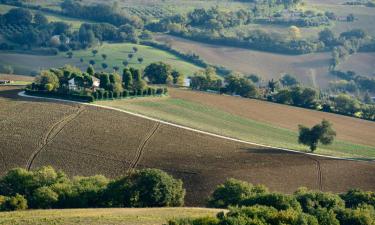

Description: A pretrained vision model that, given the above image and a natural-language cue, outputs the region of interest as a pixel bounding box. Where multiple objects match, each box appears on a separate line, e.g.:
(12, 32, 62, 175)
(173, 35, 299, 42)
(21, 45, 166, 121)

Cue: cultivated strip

(25, 106, 85, 170)
(18, 92, 374, 162)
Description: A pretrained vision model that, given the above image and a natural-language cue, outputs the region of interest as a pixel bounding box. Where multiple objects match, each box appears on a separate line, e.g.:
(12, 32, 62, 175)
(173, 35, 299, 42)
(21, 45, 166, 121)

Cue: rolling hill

(1, 86, 374, 206)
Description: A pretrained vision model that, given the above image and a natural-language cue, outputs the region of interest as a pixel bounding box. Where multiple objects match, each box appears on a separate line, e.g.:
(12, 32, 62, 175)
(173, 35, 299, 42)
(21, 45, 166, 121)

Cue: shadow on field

(241, 147, 302, 155)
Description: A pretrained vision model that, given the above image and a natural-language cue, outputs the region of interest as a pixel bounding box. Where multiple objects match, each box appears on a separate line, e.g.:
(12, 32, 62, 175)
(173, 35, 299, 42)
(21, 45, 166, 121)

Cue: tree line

(189, 69, 375, 121)
(2, 166, 374, 225)
(0, 166, 184, 211)
(169, 178, 375, 225)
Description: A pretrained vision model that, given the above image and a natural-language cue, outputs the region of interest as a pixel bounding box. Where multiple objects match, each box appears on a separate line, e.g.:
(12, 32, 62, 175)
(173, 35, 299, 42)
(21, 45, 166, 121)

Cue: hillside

(0, 208, 223, 225)
(155, 34, 375, 88)
(98, 88, 375, 159)
(1, 86, 375, 206)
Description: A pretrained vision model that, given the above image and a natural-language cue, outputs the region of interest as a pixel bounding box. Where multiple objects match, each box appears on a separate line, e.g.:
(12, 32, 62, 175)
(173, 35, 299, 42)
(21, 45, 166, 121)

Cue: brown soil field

(1, 86, 375, 206)
(0, 74, 34, 81)
(155, 34, 375, 88)
(169, 88, 375, 147)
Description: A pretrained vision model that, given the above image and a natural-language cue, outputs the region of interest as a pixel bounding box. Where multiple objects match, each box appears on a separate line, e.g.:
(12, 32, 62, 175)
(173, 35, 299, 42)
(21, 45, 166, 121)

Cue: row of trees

(189, 69, 375, 121)
(0, 166, 185, 211)
(170, 178, 375, 225)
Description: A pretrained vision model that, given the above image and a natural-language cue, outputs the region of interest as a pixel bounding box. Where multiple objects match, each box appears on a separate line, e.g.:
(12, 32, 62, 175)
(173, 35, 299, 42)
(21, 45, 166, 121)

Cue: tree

(207, 178, 267, 208)
(4, 8, 32, 25)
(99, 73, 110, 90)
(128, 53, 134, 60)
(247, 74, 260, 83)
(89, 60, 96, 65)
(172, 70, 184, 86)
(31, 187, 58, 209)
(36, 71, 60, 91)
(80, 58, 84, 63)
(101, 54, 107, 60)
(137, 57, 144, 64)
(133, 46, 138, 53)
(86, 65, 95, 76)
(319, 28, 336, 47)
(289, 26, 301, 40)
(268, 79, 279, 92)
(333, 94, 360, 115)
(34, 12, 48, 27)
(66, 52, 73, 58)
(144, 62, 173, 84)
(92, 49, 98, 57)
(113, 66, 119, 72)
(122, 68, 133, 89)
(298, 120, 336, 152)
(101, 63, 108, 70)
(122, 60, 129, 67)
(280, 74, 299, 87)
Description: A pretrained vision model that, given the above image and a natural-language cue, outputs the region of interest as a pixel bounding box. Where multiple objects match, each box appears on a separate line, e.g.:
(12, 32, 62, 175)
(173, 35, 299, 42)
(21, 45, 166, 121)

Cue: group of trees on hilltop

(0, 166, 185, 211)
(28, 63, 174, 102)
(169, 178, 375, 225)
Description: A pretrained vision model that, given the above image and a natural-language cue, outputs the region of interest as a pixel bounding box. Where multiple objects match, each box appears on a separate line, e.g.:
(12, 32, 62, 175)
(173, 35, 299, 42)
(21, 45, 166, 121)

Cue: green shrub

(156, 88, 164, 95)
(0, 194, 28, 211)
(207, 178, 268, 208)
(31, 186, 58, 209)
(123, 90, 129, 97)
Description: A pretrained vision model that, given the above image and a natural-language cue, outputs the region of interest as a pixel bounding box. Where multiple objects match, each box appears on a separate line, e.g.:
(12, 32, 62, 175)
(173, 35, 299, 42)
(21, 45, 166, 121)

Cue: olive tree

(298, 119, 336, 152)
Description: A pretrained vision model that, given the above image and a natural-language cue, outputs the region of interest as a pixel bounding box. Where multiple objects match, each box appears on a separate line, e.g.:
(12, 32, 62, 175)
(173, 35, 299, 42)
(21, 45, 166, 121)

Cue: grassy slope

(0, 208, 223, 225)
(97, 95, 375, 159)
(0, 42, 202, 76)
(72, 43, 202, 76)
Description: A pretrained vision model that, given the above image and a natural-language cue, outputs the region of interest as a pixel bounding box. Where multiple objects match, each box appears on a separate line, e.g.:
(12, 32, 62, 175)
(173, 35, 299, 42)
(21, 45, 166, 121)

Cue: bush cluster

(0, 166, 185, 211)
(170, 179, 375, 225)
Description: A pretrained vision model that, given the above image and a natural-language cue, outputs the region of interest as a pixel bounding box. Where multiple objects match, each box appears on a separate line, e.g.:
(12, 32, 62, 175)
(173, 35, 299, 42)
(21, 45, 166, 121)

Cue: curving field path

(0, 86, 375, 206)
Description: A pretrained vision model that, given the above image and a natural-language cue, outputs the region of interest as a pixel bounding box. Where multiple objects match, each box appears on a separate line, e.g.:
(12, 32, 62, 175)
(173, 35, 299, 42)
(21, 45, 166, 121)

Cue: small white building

(68, 77, 100, 90)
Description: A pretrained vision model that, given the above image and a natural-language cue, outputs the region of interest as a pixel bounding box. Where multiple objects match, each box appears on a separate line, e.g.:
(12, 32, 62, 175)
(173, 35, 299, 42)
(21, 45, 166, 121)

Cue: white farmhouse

(68, 76, 100, 90)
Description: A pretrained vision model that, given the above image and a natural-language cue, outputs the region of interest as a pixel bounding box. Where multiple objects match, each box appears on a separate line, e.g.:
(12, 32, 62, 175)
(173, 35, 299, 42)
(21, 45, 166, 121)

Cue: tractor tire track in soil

(129, 122, 160, 170)
(306, 156, 323, 191)
(26, 106, 85, 171)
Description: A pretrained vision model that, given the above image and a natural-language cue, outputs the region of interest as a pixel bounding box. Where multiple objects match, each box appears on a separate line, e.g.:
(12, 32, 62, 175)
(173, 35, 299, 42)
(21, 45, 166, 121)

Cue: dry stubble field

(155, 35, 375, 88)
(0, 86, 375, 206)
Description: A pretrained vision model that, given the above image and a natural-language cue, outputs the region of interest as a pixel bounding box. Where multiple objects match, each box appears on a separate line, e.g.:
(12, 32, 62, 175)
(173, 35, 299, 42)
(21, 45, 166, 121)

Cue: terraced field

(1, 86, 375, 206)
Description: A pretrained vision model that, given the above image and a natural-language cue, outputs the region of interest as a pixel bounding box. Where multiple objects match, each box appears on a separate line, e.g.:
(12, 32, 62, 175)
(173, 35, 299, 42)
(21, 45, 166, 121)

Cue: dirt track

(1, 86, 375, 206)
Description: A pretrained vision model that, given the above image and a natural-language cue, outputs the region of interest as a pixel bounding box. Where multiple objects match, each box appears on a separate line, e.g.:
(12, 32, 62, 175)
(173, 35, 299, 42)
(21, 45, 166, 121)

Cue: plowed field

(1, 86, 375, 206)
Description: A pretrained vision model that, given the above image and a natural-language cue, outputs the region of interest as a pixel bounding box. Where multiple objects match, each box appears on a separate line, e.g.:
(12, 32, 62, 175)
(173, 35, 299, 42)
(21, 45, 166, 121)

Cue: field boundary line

(18, 91, 374, 162)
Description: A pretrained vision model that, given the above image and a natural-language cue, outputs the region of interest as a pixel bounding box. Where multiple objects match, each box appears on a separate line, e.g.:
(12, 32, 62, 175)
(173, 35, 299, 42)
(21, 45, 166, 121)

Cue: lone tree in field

(122, 60, 129, 67)
(298, 119, 336, 152)
(92, 49, 98, 57)
(101, 54, 107, 60)
(128, 53, 134, 60)
(133, 46, 138, 53)
(137, 57, 143, 64)
(66, 51, 73, 58)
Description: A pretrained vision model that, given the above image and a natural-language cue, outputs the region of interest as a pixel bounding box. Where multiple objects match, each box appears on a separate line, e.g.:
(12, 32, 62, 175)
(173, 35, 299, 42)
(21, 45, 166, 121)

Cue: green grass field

(69, 42, 202, 76)
(97, 96, 375, 160)
(0, 42, 202, 76)
(0, 208, 223, 225)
